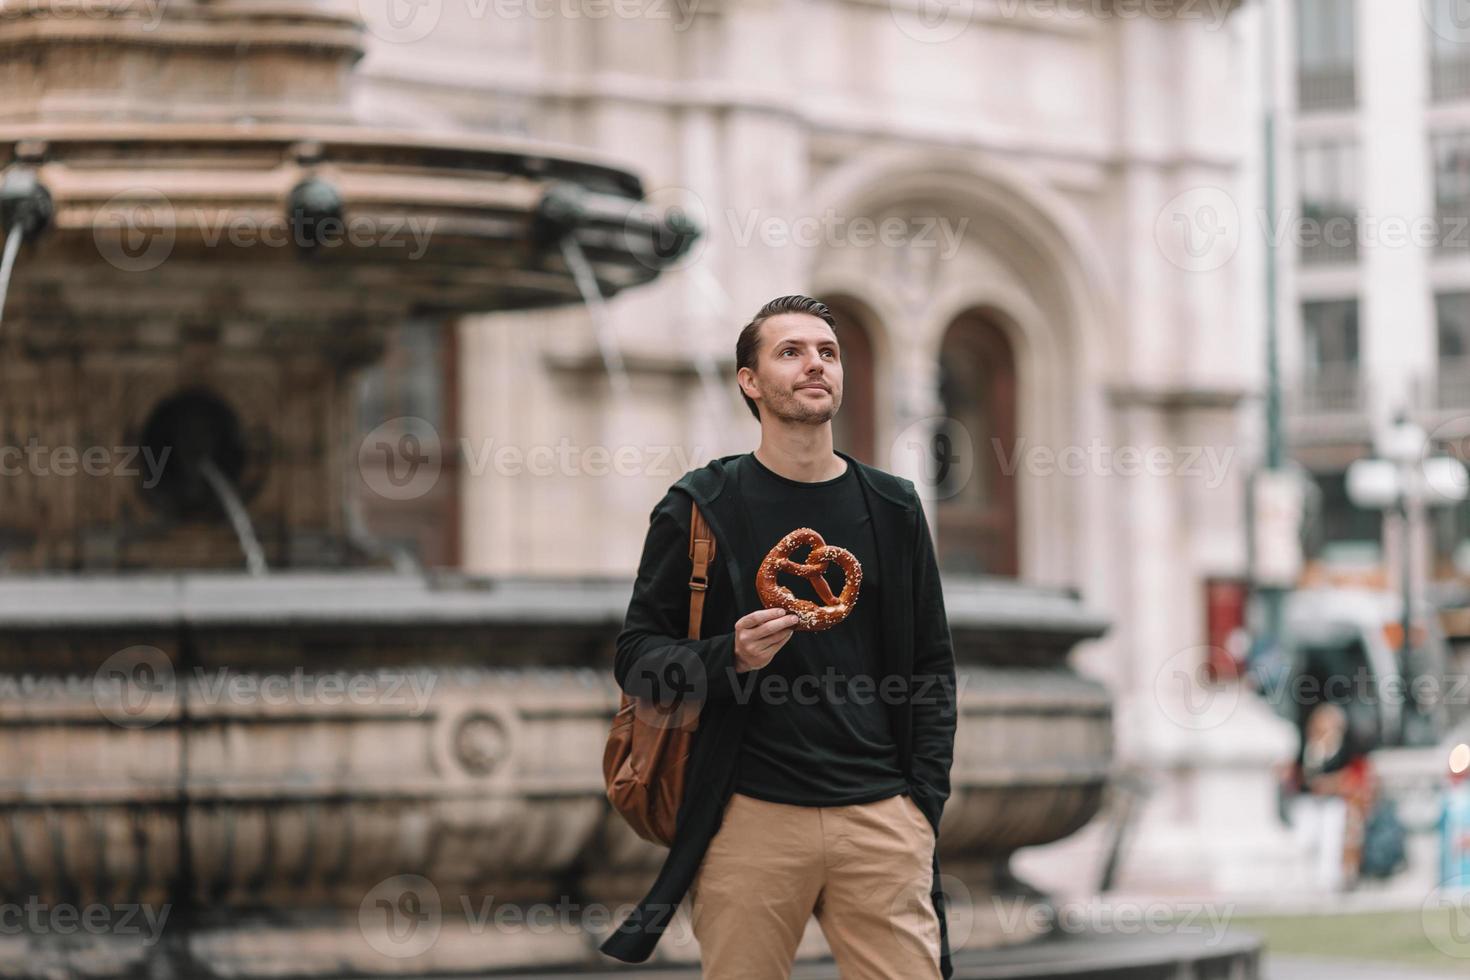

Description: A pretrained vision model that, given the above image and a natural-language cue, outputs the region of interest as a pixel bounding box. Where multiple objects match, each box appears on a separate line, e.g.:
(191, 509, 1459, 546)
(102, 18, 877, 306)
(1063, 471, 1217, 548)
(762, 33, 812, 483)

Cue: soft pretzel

(755, 528, 862, 631)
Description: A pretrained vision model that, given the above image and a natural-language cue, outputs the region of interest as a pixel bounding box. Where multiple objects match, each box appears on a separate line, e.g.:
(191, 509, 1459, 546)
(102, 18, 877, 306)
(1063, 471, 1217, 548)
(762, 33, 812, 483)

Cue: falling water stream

(560, 236, 631, 400)
(199, 458, 268, 576)
(0, 223, 24, 334)
(561, 232, 735, 447)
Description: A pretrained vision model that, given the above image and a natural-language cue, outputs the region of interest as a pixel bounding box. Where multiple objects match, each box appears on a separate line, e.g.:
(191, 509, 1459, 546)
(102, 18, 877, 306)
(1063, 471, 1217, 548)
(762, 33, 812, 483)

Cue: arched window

(936, 310, 1019, 577)
(821, 295, 878, 464)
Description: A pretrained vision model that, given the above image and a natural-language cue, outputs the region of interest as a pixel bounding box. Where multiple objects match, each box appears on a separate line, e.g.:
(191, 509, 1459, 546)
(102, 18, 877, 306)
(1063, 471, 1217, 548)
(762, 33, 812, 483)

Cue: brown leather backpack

(602, 501, 716, 847)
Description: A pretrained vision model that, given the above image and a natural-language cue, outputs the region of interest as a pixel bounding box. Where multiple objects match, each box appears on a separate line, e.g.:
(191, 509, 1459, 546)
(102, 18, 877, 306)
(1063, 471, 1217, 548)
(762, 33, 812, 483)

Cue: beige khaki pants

(687, 790, 942, 979)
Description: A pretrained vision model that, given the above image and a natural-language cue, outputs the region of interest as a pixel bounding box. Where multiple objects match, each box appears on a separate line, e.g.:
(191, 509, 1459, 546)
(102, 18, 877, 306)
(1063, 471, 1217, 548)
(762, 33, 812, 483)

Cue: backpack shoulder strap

(687, 502, 716, 640)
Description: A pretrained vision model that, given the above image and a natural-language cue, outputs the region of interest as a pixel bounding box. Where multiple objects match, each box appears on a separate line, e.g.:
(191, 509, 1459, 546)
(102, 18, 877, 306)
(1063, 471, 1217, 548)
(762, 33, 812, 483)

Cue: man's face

(741, 313, 843, 425)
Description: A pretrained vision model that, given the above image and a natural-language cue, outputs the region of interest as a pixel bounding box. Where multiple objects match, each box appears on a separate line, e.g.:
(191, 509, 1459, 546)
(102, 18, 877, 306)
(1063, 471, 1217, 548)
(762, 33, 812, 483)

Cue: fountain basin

(0, 572, 1115, 976)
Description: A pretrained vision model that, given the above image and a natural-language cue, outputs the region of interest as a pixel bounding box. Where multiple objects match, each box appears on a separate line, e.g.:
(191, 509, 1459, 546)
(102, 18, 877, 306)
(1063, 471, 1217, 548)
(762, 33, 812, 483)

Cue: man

(599, 295, 958, 979)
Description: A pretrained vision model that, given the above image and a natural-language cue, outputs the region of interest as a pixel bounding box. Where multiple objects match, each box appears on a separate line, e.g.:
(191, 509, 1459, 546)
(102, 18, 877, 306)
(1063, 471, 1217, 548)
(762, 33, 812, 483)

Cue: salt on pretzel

(755, 528, 862, 631)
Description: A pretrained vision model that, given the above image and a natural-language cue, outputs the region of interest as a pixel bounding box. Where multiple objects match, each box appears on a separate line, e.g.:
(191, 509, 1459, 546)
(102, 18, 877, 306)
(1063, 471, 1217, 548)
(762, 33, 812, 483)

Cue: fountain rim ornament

(0, 124, 701, 322)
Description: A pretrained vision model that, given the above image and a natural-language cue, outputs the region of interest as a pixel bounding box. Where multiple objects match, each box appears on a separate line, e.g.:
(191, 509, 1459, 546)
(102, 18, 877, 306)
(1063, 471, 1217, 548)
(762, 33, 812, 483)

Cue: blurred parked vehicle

(1281, 587, 1452, 749)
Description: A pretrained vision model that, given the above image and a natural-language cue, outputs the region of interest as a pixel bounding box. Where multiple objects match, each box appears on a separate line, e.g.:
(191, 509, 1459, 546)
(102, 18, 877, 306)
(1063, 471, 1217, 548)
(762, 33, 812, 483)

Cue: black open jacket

(598, 450, 958, 979)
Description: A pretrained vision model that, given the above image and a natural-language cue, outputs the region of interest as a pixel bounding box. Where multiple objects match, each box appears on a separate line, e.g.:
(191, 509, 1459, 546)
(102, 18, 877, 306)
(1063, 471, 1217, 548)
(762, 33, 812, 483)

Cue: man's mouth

(797, 385, 828, 393)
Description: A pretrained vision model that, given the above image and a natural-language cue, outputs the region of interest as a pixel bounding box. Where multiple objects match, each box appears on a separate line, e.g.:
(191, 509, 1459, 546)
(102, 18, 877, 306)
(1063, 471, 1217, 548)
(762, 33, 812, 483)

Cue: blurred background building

(1279, 0, 1470, 586)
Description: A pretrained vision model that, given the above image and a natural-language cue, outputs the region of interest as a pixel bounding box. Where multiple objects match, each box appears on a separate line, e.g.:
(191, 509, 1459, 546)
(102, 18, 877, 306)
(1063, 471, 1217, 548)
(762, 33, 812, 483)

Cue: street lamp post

(1259, 0, 1288, 665)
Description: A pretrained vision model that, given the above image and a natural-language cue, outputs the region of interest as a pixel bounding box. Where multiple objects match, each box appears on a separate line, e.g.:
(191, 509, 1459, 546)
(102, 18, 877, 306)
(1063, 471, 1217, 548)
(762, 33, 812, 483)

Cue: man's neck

(752, 445, 848, 483)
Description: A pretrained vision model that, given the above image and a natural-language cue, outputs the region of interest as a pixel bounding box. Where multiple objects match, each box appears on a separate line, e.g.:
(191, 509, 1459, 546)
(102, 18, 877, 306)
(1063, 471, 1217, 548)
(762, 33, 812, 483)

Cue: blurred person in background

(1440, 742, 1470, 888)
(1300, 703, 1378, 890)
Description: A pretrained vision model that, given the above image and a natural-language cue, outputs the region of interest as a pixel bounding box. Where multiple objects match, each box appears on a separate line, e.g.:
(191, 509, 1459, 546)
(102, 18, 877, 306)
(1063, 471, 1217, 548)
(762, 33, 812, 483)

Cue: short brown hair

(735, 295, 837, 421)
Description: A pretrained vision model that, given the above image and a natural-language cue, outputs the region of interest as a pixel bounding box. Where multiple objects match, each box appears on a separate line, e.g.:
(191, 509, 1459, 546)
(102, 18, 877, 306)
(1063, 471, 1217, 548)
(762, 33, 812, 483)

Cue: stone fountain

(0, 3, 1257, 978)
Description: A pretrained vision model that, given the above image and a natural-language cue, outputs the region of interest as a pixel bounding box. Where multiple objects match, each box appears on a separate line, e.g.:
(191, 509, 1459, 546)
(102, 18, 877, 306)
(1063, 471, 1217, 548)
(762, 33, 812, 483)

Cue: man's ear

(736, 366, 758, 402)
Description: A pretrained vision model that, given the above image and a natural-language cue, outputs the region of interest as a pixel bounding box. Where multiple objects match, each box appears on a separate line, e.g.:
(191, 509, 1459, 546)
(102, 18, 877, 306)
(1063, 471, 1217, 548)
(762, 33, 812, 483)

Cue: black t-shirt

(731, 452, 908, 806)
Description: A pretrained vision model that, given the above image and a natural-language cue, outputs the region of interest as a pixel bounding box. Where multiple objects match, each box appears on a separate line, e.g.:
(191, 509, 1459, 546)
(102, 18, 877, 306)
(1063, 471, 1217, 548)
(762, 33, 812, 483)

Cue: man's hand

(733, 608, 800, 673)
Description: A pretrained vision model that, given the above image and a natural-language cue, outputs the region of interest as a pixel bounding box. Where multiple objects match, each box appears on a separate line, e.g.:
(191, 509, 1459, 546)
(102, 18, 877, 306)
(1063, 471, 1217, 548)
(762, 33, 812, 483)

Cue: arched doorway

(802, 148, 1115, 587)
(937, 309, 1019, 577)
(822, 294, 878, 464)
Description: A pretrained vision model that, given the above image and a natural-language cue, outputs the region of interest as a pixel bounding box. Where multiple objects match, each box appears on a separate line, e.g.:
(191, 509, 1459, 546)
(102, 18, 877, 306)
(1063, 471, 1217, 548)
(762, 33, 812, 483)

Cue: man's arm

(907, 494, 958, 836)
(614, 489, 743, 705)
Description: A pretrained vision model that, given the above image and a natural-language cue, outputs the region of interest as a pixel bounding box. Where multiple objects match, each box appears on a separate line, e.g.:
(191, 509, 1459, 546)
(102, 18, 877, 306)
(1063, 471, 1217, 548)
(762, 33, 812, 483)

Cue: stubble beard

(770, 385, 840, 425)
